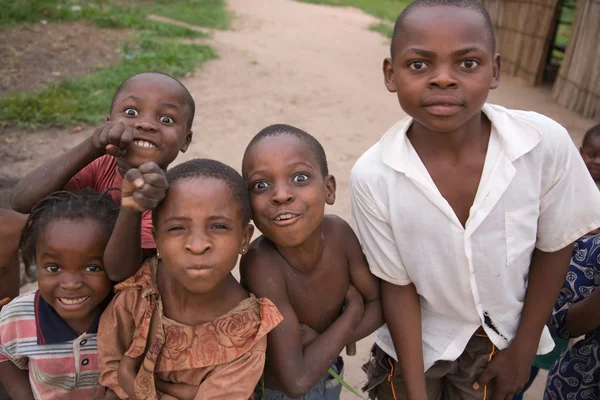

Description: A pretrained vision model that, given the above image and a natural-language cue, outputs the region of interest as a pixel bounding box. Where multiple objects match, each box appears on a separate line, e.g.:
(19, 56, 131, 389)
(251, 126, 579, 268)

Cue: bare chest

(285, 259, 349, 333)
(426, 160, 485, 227)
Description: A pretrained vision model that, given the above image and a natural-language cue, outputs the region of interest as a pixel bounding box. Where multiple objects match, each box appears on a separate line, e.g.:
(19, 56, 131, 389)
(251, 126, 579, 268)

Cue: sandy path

(176, 1, 596, 398)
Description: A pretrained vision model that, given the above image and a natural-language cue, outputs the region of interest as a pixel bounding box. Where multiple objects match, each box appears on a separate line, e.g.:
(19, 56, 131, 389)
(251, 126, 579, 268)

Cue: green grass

(0, 0, 228, 29)
(149, 0, 229, 29)
(551, 1, 576, 63)
(369, 22, 393, 38)
(297, 0, 410, 24)
(0, 0, 226, 127)
(0, 39, 216, 127)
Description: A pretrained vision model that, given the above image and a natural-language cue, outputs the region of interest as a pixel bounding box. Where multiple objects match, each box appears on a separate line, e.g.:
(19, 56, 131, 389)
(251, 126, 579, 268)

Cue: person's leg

(444, 332, 498, 400)
(362, 344, 446, 400)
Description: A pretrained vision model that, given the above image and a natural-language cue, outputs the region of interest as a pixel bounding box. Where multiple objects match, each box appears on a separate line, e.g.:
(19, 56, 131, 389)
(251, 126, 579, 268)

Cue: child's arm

(340, 218, 383, 342)
(117, 354, 142, 400)
(103, 162, 167, 281)
(476, 245, 573, 398)
(240, 251, 364, 398)
(0, 362, 34, 400)
(564, 283, 600, 336)
(383, 281, 428, 400)
(0, 210, 26, 307)
(10, 121, 133, 213)
(191, 350, 264, 400)
(551, 238, 600, 337)
(155, 378, 198, 400)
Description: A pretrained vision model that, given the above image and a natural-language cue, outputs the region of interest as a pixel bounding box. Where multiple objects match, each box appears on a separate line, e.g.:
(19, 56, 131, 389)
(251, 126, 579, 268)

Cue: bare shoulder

(323, 214, 352, 234)
(240, 236, 286, 293)
(323, 214, 361, 250)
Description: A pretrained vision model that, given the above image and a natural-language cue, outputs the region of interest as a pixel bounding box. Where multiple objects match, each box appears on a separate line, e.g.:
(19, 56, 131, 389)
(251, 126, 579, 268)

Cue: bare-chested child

(240, 124, 383, 399)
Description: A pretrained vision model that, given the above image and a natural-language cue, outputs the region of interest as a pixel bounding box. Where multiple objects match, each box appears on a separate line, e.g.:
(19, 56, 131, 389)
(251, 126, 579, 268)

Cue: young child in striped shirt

(0, 190, 119, 400)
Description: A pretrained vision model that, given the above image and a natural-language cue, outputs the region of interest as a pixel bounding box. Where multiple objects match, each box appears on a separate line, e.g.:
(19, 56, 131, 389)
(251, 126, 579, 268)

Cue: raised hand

(90, 121, 134, 158)
(120, 162, 168, 212)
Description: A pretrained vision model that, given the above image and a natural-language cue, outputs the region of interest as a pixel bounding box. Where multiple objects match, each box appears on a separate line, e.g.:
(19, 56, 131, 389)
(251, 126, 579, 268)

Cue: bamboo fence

(480, 0, 561, 86)
(552, 0, 600, 119)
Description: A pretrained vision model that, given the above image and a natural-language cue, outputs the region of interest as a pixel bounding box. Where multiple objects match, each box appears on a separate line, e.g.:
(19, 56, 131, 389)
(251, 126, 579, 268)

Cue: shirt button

(80, 339, 87, 346)
(81, 358, 89, 366)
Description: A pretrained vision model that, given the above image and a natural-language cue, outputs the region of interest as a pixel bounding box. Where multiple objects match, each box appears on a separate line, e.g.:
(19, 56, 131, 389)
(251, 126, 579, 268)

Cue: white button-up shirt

(350, 104, 600, 371)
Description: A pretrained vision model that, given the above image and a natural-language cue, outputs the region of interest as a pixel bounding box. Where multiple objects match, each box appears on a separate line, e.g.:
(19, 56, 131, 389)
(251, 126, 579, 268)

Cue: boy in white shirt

(350, 1, 600, 399)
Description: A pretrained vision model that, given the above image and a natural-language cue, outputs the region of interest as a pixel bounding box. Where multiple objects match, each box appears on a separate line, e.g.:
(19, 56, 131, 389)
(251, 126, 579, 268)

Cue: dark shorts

(256, 357, 344, 400)
(362, 333, 498, 400)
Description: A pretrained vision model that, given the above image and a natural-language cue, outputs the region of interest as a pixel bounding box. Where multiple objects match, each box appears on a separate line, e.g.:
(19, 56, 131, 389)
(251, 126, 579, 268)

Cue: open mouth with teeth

(274, 213, 298, 221)
(131, 139, 158, 149)
(58, 296, 90, 307)
(272, 213, 301, 226)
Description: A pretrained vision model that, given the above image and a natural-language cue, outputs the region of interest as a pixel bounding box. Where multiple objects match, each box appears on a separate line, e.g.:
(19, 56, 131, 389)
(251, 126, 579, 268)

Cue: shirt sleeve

(194, 347, 265, 400)
(536, 124, 600, 252)
(350, 161, 411, 286)
(0, 301, 29, 370)
(64, 158, 99, 191)
(140, 210, 156, 249)
(552, 236, 600, 338)
(97, 291, 137, 399)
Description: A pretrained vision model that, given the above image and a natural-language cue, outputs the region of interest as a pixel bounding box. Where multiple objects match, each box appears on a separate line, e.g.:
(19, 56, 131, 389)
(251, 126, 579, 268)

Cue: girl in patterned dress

(98, 159, 283, 399)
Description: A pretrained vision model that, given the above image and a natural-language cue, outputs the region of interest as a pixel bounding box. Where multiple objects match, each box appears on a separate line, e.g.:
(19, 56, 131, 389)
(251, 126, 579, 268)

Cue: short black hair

(153, 159, 252, 227)
(20, 189, 119, 278)
(391, 0, 496, 57)
(582, 124, 600, 148)
(242, 124, 329, 178)
(110, 72, 196, 131)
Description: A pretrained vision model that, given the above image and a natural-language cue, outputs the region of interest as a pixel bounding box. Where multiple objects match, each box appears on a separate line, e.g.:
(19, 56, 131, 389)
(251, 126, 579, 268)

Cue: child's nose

(60, 275, 84, 290)
(429, 69, 457, 89)
(185, 233, 212, 255)
(135, 120, 158, 132)
(271, 184, 294, 204)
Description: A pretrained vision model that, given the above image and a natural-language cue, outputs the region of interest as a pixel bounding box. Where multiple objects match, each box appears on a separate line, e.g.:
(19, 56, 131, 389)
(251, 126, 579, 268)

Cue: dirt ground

(2, 0, 600, 397)
(0, 21, 125, 95)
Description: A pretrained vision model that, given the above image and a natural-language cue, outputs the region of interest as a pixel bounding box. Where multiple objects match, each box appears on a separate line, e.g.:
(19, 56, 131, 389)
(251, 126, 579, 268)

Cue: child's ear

(180, 131, 193, 153)
(240, 224, 255, 255)
(383, 57, 397, 93)
(490, 53, 501, 90)
(325, 174, 336, 206)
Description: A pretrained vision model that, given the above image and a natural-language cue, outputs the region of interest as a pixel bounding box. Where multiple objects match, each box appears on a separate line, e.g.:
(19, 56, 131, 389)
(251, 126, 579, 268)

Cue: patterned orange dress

(98, 257, 283, 399)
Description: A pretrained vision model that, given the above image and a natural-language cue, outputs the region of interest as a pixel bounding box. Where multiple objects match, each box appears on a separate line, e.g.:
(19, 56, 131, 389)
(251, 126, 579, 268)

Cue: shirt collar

(34, 290, 111, 344)
(380, 103, 542, 173)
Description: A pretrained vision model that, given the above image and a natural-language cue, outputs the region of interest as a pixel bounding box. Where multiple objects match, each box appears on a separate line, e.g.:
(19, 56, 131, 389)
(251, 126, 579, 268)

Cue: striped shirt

(0, 291, 105, 400)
